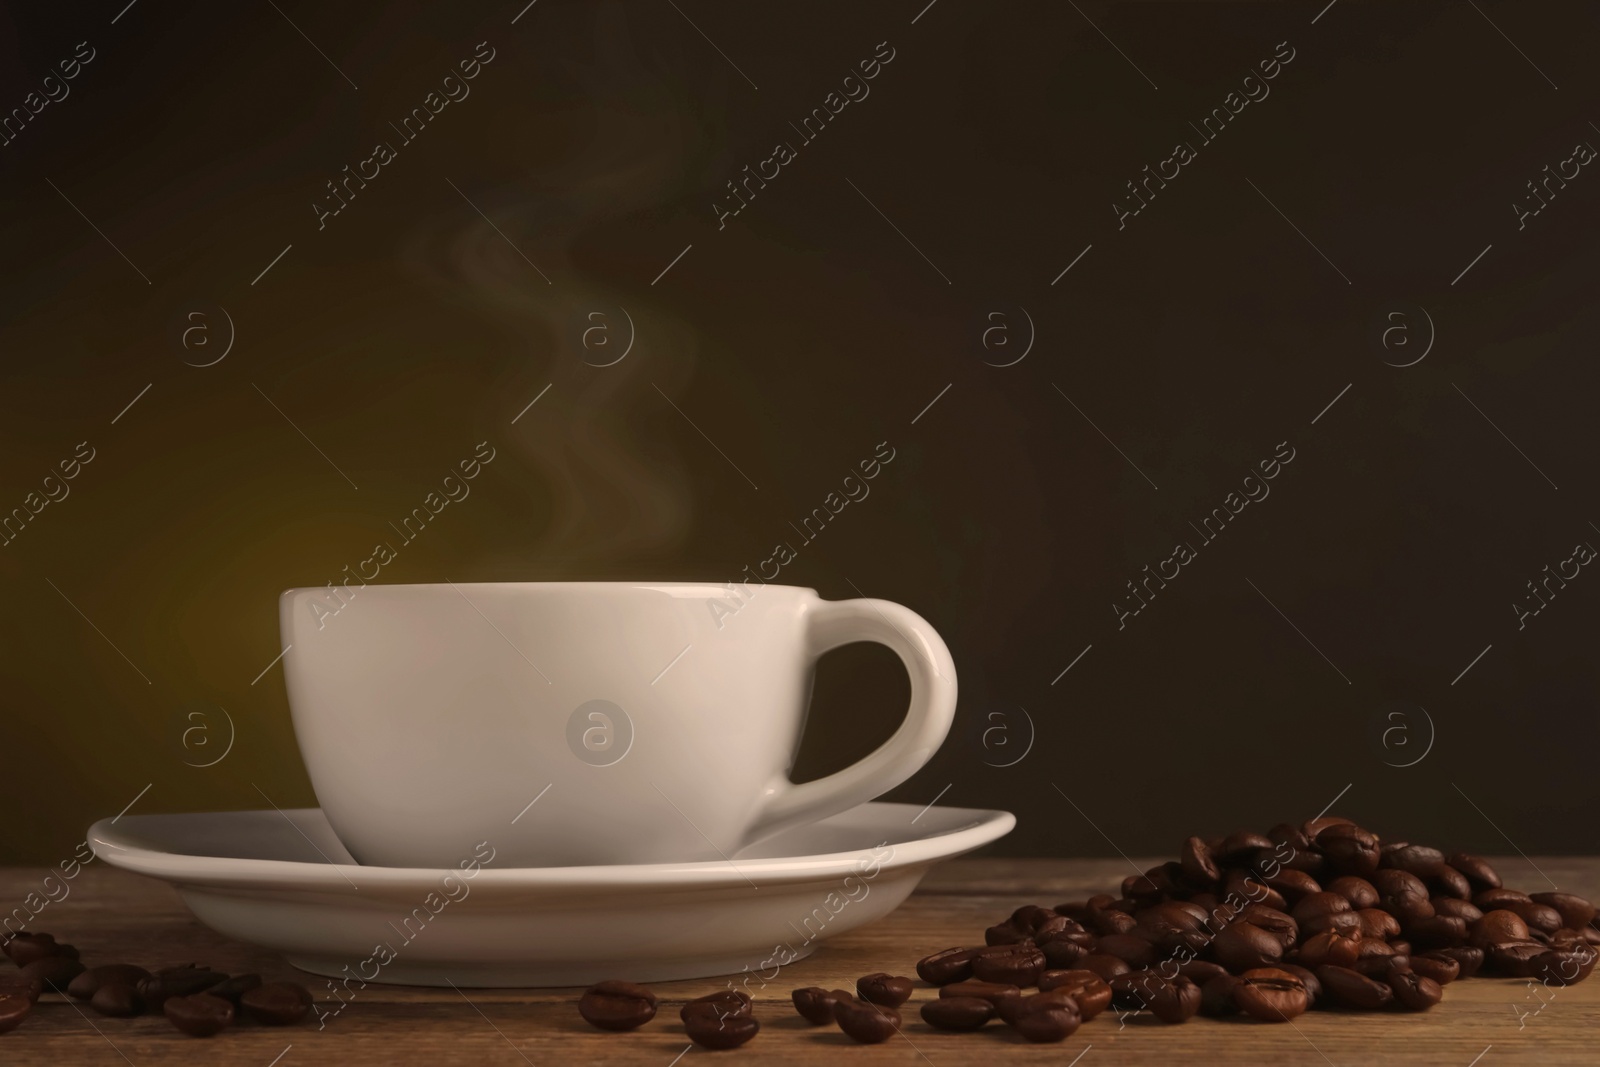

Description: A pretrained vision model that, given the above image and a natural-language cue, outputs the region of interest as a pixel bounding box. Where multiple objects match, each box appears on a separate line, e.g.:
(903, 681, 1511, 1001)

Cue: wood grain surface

(1, 857, 1595, 1065)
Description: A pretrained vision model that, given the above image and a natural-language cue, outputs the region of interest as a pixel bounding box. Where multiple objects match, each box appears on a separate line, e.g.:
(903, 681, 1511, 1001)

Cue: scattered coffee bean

(0, 992, 31, 1034)
(1076, 953, 1131, 982)
(1234, 968, 1309, 1022)
(208, 973, 263, 1006)
(920, 995, 993, 1031)
(855, 972, 912, 1007)
(1532, 892, 1597, 930)
(686, 1012, 759, 1050)
(970, 943, 1046, 986)
(791, 987, 839, 1025)
(680, 989, 753, 1024)
(238, 983, 312, 1026)
(18, 955, 85, 994)
(67, 964, 152, 1001)
(1199, 974, 1243, 1016)
(1410, 952, 1461, 985)
(137, 967, 228, 1010)
(577, 980, 657, 1031)
(90, 983, 143, 1018)
(1316, 964, 1394, 1010)
(0, 974, 41, 1005)
(916, 946, 978, 985)
(1037, 970, 1111, 1019)
(164, 992, 235, 1037)
(832, 997, 899, 1043)
(2, 933, 60, 968)
(1007, 992, 1081, 1042)
(939, 979, 1022, 1009)
(1386, 968, 1443, 1011)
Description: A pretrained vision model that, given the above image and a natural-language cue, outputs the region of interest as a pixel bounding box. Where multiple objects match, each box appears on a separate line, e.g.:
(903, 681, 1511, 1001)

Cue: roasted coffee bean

(18, 955, 85, 994)
(791, 987, 839, 1025)
(1279, 963, 1322, 1005)
(1354, 953, 1402, 978)
(1180, 836, 1221, 884)
(917, 946, 978, 985)
(1501, 900, 1564, 935)
(1446, 853, 1502, 890)
(1106, 971, 1160, 1010)
(1381, 845, 1445, 878)
(1432, 945, 1485, 979)
(1222, 870, 1287, 912)
(1406, 915, 1468, 950)
(2, 933, 60, 968)
(1291, 891, 1352, 925)
(1386, 968, 1442, 1011)
(687, 1012, 760, 1050)
(1432, 898, 1483, 924)
(1077, 953, 1131, 982)
(1411, 952, 1461, 985)
(1531, 892, 1597, 931)
(1304, 815, 1354, 838)
(855, 973, 912, 1007)
(1038, 929, 1093, 968)
(1538, 943, 1599, 986)
(1473, 909, 1530, 946)
(1054, 900, 1093, 922)
(0, 991, 33, 1034)
(1176, 960, 1229, 985)
(208, 974, 262, 1006)
(577, 980, 658, 1031)
(1356, 908, 1402, 940)
(1430, 865, 1472, 901)
(239, 983, 312, 1026)
(1219, 830, 1275, 862)
(89, 983, 142, 1018)
(1199, 974, 1242, 1016)
(680, 989, 752, 1023)
(137, 967, 228, 1009)
(164, 992, 235, 1037)
(995, 988, 1073, 1025)
(1213, 922, 1284, 971)
(971, 942, 1046, 985)
(921, 995, 994, 1031)
(1269, 822, 1313, 851)
(1037, 970, 1111, 1019)
(1358, 937, 1397, 961)
(67, 964, 152, 1001)
(1236, 905, 1299, 949)
(984, 922, 1033, 946)
(1137, 902, 1210, 955)
(1262, 868, 1321, 902)
(1316, 964, 1394, 1010)
(1490, 941, 1550, 977)
(1318, 824, 1381, 876)
(1297, 930, 1362, 969)
(1033, 915, 1071, 941)
(1474, 887, 1531, 910)
(1234, 968, 1309, 1022)
(1128, 975, 1200, 1023)
(832, 997, 898, 1044)
(940, 980, 1022, 1008)
(1095, 933, 1157, 969)
(1327, 877, 1380, 911)
(1007, 992, 1081, 1042)
(0, 974, 42, 1005)
(1090, 909, 1139, 936)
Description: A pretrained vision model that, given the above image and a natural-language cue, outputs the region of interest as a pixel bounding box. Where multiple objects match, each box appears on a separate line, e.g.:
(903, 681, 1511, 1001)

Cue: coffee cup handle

(747, 597, 958, 845)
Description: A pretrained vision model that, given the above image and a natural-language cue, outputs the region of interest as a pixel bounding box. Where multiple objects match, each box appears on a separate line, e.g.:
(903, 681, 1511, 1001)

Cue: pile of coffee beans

(1, 930, 312, 1038)
(576, 816, 1599, 1047)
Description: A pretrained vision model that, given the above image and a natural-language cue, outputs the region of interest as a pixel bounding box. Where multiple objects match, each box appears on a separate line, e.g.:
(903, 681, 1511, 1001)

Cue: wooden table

(2, 858, 1595, 1065)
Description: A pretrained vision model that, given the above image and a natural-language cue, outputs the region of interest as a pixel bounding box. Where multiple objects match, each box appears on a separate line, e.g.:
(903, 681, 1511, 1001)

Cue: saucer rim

(88, 801, 1014, 892)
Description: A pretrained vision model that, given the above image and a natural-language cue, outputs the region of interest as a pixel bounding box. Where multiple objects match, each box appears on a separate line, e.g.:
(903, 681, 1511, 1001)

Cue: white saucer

(89, 802, 1012, 987)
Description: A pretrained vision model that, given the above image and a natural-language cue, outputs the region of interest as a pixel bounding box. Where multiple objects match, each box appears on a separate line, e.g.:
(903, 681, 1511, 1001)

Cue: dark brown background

(1, 1, 1595, 864)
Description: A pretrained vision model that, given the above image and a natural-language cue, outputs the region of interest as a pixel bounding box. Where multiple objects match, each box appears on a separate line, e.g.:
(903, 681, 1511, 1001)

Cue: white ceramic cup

(279, 582, 957, 869)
